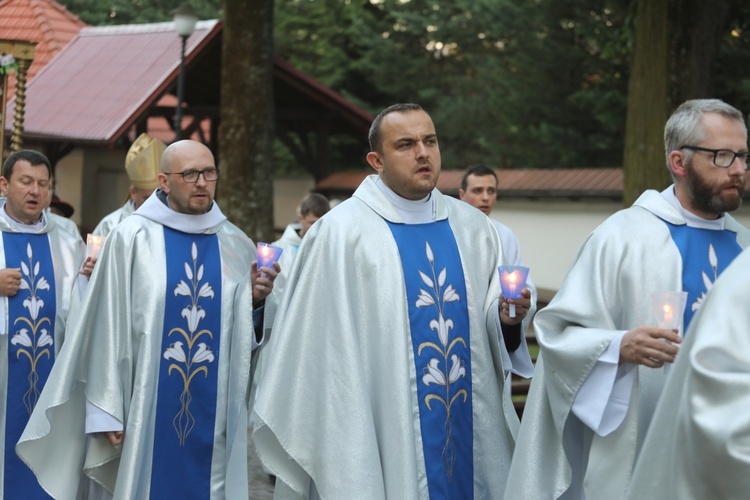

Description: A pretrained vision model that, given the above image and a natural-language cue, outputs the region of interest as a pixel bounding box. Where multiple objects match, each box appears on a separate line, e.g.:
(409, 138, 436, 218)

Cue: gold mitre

(125, 133, 166, 189)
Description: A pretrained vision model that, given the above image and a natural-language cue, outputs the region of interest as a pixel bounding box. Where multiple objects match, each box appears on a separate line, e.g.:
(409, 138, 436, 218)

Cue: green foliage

(274, 0, 633, 170)
(57, 0, 223, 25)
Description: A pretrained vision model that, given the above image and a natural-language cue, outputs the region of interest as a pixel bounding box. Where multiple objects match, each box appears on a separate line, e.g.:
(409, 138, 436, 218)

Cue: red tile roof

(0, 0, 85, 95)
(316, 168, 625, 198)
(7, 20, 220, 143)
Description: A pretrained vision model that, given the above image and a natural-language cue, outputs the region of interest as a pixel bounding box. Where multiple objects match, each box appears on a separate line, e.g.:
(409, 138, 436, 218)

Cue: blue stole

(665, 222, 742, 331)
(3, 233, 55, 499)
(387, 220, 474, 499)
(151, 228, 222, 498)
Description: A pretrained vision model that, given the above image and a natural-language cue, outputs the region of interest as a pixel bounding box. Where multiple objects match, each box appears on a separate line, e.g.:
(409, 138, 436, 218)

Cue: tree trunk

(622, 0, 670, 207)
(669, 0, 731, 105)
(218, 0, 275, 243)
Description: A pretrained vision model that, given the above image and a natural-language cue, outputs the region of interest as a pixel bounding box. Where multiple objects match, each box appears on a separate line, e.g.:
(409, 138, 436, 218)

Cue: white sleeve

(85, 400, 123, 434)
(572, 330, 636, 436)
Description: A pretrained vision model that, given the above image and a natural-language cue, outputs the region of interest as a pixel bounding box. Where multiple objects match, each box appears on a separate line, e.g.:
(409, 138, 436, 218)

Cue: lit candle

(256, 242, 283, 277)
(86, 234, 103, 260)
(650, 291, 687, 332)
(497, 266, 530, 319)
(662, 304, 674, 328)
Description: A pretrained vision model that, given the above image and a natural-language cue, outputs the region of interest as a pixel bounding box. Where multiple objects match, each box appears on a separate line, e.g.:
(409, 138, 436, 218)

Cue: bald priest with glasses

(504, 99, 750, 500)
(18, 140, 278, 499)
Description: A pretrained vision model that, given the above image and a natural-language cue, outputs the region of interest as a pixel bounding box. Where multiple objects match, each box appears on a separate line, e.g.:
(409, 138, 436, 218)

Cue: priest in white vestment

(253, 103, 534, 499)
(0, 150, 85, 498)
(504, 99, 750, 499)
(17, 141, 278, 499)
(92, 133, 165, 238)
(626, 244, 750, 499)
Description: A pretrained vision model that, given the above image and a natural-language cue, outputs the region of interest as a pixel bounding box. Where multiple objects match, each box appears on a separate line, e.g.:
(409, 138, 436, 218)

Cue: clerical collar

(0, 200, 45, 233)
(376, 177, 436, 224)
(661, 185, 725, 230)
(134, 189, 226, 234)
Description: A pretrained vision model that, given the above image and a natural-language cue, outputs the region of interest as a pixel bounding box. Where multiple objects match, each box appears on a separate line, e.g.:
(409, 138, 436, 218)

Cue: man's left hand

(499, 288, 532, 325)
(252, 260, 280, 307)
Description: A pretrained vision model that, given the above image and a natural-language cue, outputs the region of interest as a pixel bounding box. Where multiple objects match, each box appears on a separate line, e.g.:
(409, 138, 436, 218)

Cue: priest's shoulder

(220, 220, 255, 250)
(587, 202, 668, 245)
(105, 212, 155, 242)
(314, 197, 365, 227)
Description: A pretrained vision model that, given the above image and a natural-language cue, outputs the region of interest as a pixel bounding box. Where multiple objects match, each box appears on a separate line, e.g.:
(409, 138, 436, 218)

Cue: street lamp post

(172, 3, 198, 141)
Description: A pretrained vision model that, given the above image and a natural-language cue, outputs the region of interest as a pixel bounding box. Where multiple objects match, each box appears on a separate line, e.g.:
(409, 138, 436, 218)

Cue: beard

(685, 160, 744, 215)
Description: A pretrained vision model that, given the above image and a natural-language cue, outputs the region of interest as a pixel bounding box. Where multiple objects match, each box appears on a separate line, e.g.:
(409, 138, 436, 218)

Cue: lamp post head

(172, 3, 199, 37)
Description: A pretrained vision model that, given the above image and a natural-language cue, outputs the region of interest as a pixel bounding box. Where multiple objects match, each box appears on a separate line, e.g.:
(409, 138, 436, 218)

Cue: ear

(157, 173, 170, 193)
(458, 189, 466, 200)
(366, 151, 384, 174)
(669, 150, 688, 178)
(0, 177, 8, 196)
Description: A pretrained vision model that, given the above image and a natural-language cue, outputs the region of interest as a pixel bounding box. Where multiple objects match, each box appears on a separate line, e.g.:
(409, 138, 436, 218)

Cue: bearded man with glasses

(18, 140, 279, 499)
(505, 99, 750, 500)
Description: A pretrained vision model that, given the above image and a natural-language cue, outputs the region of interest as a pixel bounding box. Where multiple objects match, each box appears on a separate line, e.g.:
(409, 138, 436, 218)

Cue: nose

(415, 141, 429, 160)
(195, 172, 208, 186)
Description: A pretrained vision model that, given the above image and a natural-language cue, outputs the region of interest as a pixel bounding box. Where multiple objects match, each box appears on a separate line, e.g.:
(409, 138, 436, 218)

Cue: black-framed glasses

(164, 168, 220, 183)
(679, 145, 750, 169)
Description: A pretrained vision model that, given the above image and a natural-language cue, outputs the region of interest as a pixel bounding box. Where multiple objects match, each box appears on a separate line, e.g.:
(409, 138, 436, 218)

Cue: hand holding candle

(256, 242, 283, 278)
(86, 234, 104, 260)
(498, 266, 530, 318)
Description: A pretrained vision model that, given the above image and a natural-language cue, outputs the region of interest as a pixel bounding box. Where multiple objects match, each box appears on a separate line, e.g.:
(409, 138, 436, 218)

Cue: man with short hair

(505, 98, 750, 499)
(0, 150, 85, 498)
(18, 140, 278, 498)
(459, 164, 536, 344)
(253, 103, 533, 498)
(92, 133, 165, 237)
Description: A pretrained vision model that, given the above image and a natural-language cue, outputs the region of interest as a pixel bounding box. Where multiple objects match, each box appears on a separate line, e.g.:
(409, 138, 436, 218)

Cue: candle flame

(663, 304, 672, 314)
(507, 271, 517, 284)
(261, 245, 270, 257)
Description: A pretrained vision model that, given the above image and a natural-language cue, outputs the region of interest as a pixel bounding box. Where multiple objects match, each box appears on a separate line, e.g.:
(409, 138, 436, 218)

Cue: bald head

(158, 140, 218, 214)
(161, 140, 214, 173)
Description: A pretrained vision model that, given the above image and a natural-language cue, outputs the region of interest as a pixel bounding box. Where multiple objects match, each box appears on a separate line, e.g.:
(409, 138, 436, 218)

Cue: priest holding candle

(253, 103, 533, 499)
(17, 140, 278, 498)
(505, 99, 750, 499)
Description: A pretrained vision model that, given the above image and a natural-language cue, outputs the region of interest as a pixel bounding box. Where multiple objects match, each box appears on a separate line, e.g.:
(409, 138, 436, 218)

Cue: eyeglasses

(164, 168, 220, 183)
(679, 145, 750, 169)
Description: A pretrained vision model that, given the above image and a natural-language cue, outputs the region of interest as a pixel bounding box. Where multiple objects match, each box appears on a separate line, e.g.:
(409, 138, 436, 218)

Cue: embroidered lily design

(691, 243, 718, 312)
(414, 241, 466, 479)
(10, 243, 53, 413)
(164, 242, 216, 445)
